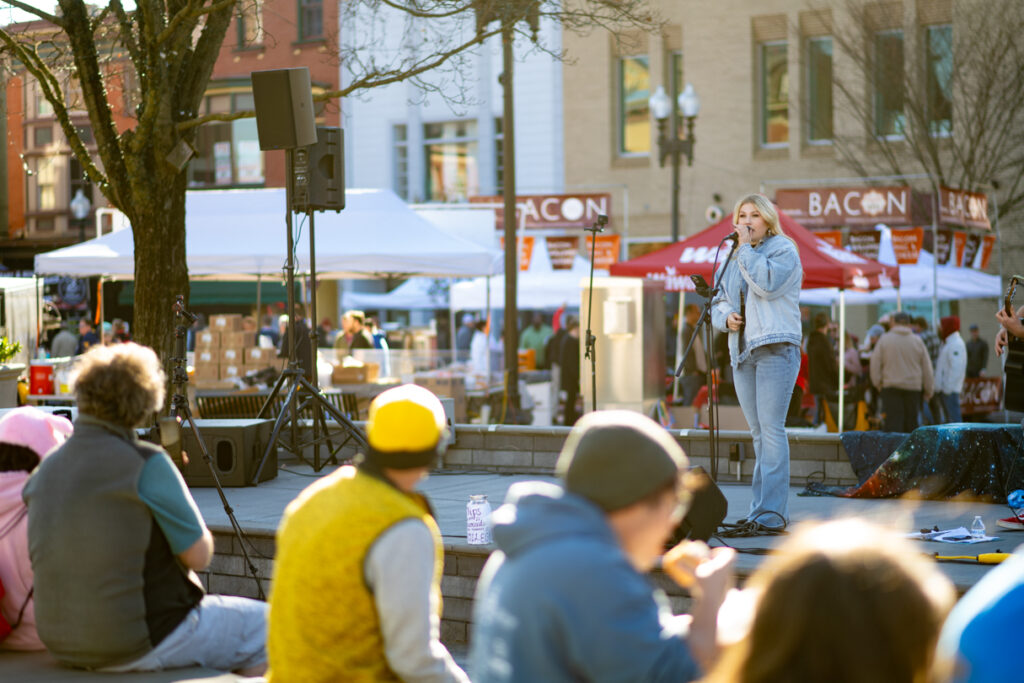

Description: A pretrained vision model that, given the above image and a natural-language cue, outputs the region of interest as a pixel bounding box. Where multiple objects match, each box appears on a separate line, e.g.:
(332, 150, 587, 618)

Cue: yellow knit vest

(266, 466, 443, 683)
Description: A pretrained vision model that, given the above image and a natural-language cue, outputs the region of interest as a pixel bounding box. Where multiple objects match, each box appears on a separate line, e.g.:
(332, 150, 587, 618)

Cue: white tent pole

(449, 278, 456, 364)
(485, 276, 491, 380)
(838, 290, 846, 432)
(255, 272, 262, 325)
(673, 294, 683, 401)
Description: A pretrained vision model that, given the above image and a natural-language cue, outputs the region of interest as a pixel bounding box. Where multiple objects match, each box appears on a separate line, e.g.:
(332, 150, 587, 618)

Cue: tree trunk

(131, 167, 190, 410)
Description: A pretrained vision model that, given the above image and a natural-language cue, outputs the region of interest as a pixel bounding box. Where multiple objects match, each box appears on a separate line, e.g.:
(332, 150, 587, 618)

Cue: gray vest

(23, 415, 203, 669)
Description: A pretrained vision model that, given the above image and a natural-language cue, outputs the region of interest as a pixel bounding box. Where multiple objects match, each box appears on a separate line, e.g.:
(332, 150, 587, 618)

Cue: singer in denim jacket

(711, 194, 802, 530)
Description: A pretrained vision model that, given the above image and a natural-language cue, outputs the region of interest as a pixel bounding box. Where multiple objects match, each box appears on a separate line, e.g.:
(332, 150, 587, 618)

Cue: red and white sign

(847, 229, 881, 261)
(471, 193, 612, 231)
(583, 234, 621, 270)
(890, 227, 924, 265)
(939, 186, 990, 230)
(776, 186, 912, 227)
(963, 376, 1001, 415)
(546, 236, 580, 270)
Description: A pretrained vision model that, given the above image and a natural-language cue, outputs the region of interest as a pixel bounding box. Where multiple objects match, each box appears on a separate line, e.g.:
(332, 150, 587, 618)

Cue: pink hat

(0, 407, 73, 459)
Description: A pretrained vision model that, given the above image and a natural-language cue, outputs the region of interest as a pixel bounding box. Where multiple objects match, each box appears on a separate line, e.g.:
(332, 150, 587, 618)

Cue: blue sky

(2, 2, 138, 26)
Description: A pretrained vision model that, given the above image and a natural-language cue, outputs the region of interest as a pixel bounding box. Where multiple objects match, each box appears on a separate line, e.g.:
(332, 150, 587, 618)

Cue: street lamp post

(70, 188, 92, 243)
(649, 83, 700, 242)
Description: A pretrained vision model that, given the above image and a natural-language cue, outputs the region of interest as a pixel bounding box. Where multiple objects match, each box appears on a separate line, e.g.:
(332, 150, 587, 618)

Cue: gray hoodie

(469, 481, 700, 683)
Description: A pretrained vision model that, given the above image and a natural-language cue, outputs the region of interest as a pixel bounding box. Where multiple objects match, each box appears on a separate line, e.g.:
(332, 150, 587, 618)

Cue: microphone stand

(676, 236, 741, 481)
(583, 215, 607, 413)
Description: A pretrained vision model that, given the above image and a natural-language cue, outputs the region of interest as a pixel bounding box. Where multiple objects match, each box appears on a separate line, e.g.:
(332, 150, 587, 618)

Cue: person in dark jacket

(807, 313, 839, 426)
(560, 319, 581, 426)
(279, 303, 315, 382)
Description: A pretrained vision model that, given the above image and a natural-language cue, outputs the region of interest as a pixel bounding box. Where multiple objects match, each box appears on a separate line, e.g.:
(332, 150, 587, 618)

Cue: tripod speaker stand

(250, 146, 367, 482)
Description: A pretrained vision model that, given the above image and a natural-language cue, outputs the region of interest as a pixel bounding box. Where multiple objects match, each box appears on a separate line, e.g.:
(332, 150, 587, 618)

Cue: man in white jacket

(935, 316, 967, 423)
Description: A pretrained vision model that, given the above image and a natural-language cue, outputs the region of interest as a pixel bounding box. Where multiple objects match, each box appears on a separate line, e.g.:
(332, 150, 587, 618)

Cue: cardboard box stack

(414, 372, 467, 422)
(192, 314, 279, 385)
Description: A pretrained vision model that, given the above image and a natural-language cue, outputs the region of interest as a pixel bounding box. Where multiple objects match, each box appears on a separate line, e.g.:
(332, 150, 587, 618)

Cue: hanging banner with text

(962, 233, 982, 269)
(546, 236, 580, 270)
(775, 186, 912, 227)
(935, 230, 967, 266)
(472, 193, 612, 231)
(814, 230, 843, 249)
(584, 234, 621, 270)
(890, 227, 924, 265)
(498, 235, 535, 271)
(939, 187, 991, 230)
(979, 234, 997, 270)
(847, 229, 882, 261)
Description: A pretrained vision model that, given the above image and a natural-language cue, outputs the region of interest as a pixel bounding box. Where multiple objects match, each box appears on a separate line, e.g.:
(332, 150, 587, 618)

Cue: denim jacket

(711, 234, 803, 366)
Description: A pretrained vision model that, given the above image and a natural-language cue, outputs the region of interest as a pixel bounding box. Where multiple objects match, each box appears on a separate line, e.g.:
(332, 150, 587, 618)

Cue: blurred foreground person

(470, 410, 735, 682)
(0, 407, 72, 651)
(707, 519, 954, 683)
(268, 384, 468, 683)
(23, 344, 267, 674)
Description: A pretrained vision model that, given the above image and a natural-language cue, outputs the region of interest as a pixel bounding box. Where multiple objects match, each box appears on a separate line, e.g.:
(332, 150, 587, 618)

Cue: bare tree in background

(824, 0, 1024, 256)
(0, 0, 658, 393)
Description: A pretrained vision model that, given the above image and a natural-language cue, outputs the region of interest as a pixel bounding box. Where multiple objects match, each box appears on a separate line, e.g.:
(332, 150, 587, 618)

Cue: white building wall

(341, 9, 565, 200)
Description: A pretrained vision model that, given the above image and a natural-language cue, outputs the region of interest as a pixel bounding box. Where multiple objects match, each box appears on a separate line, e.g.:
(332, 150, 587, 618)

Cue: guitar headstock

(1007, 276, 1024, 316)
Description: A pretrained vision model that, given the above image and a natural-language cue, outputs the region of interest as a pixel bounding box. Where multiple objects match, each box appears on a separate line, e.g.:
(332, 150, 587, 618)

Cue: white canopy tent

(800, 226, 1000, 305)
(450, 238, 608, 310)
(343, 277, 448, 310)
(34, 188, 503, 280)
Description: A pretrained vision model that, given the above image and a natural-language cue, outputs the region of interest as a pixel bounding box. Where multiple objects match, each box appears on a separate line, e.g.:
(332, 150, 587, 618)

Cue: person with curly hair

(23, 343, 267, 675)
(0, 407, 72, 651)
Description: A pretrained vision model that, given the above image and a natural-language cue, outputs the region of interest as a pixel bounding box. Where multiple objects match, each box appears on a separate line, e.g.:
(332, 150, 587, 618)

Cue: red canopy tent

(610, 210, 899, 291)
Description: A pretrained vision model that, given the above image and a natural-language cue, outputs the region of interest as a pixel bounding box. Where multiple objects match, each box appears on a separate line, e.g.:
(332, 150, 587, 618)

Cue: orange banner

(890, 227, 924, 265)
(980, 234, 997, 270)
(814, 230, 843, 249)
(584, 234, 621, 270)
(498, 235, 535, 271)
(952, 230, 967, 267)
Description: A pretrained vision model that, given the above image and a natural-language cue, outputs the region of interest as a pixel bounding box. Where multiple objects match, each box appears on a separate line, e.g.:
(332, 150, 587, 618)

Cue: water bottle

(466, 494, 492, 545)
(971, 515, 986, 540)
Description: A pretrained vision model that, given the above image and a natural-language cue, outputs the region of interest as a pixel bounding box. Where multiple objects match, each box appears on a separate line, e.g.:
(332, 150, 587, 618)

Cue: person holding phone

(711, 194, 803, 534)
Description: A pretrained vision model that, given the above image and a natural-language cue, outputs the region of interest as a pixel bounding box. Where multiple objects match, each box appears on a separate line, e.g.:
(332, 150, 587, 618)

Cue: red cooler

(29, 362, 54, 395)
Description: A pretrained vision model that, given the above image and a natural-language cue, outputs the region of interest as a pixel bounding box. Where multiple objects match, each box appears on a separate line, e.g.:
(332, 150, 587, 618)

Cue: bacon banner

(546, 236, 580, 270)
(980, 234, 997, 270)
(890, 227, 924, 265)
(847, 229, 881, 262)
(498, 235, 535, 271)
(814, 230, 843, 249)
(584, 234, 621, 270)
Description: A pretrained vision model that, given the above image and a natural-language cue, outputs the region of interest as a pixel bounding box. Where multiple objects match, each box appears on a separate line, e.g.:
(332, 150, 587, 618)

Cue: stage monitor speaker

(296, 126, 345, 212)
(251, 68, 317, 150)
(180, 419, 276, 487)
(672, 466, 728, 543)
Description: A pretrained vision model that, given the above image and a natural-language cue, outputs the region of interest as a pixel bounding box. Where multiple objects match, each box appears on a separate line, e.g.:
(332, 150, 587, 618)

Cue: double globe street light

(649, 83, 700, 242)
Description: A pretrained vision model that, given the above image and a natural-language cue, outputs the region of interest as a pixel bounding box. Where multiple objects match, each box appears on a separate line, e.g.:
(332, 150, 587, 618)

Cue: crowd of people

(0, 352, 1018, 681)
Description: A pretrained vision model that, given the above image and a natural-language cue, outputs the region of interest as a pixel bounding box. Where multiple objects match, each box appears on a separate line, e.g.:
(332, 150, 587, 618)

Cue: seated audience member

(0, 407, 72, 651)
(936, 547, 1024, 682)
(706, 519, 955, 683)
(267, 384, 468, 683)
(470, 410, 736, 682)
(23, 344, 267, 674)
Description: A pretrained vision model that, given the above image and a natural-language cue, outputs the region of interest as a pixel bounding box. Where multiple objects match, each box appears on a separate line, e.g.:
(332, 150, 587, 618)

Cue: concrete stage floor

(190, 463, 1022, 592)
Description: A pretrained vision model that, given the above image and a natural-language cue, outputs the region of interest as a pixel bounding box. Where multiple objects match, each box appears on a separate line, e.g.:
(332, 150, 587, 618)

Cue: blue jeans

(940, 391, 962, 422)
(733, 343, 800, 527)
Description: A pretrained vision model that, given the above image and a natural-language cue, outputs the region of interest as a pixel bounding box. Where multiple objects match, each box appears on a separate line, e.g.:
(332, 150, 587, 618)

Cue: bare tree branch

(2, 0, 62, 26)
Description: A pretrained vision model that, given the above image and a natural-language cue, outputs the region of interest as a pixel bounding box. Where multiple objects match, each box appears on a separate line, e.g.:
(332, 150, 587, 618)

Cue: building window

(618, 55, 650, 155)
(237, 0, 263, 47)
(28, 78, 53, 118)
(188, 91, 264, 187)
(75, 124, 94, 145)
(298, 0, 323, 41)
(35, 158, 56, 211)
(806, 36, 833, 142)
(873, 29, 905, 138)
(424, 120, 479, 202)
(925, 24, 952, 136)
(760, 41, 789, 146)
(393, 124, 408, 200)
(33, 125, 53, 148)
(35, 217, 55, 233)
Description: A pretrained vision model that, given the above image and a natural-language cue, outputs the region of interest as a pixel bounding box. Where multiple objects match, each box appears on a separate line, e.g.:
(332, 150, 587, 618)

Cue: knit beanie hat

(940, 316, 960, 340)
(0, 406, 72, 458)
(556, 410, 687, 511)
(365, 384, 449, 469)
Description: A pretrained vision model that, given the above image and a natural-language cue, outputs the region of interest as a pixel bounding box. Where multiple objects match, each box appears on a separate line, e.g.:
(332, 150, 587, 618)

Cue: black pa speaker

(308, 126, 345, 211)
(251, 68, 317, 150)
(179, 419, 276, 487)
(672, 466, 728, 542)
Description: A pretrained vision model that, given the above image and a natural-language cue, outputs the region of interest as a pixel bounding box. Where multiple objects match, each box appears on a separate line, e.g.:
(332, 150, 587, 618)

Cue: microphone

(726, 226, 752, 242)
